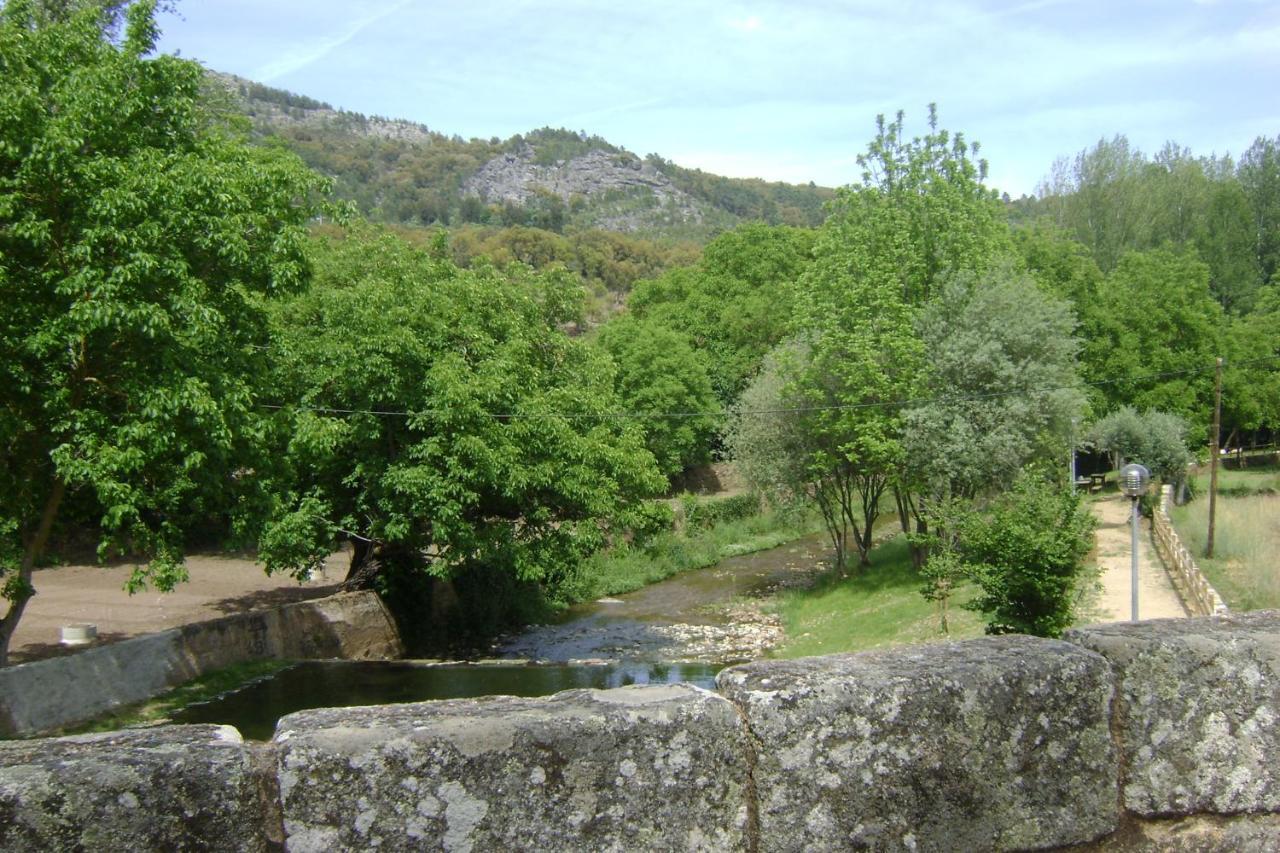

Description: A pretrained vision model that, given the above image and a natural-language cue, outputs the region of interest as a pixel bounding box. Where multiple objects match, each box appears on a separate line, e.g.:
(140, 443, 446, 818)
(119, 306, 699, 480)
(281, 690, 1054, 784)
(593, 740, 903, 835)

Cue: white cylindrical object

(60, 624, 97, 646)
(1130, 499, 1140, 622)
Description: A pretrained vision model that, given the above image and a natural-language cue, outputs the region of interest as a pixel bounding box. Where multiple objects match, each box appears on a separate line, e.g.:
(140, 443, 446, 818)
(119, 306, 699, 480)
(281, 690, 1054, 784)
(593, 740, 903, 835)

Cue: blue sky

(156, 0, 1279, 198)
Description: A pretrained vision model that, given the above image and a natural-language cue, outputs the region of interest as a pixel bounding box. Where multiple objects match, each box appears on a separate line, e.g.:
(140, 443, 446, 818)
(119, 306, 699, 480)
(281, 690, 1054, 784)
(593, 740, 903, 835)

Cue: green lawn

(771, 537, 987, 658)
(1169, 463, 1280, 611)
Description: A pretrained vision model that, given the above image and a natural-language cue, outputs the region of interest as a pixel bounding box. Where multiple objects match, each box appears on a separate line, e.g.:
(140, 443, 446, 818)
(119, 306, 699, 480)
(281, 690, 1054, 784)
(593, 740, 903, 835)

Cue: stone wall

(2, 612, 1278, 851)
(0, 591, 403, 737)
(1154, 484, 1229, 617)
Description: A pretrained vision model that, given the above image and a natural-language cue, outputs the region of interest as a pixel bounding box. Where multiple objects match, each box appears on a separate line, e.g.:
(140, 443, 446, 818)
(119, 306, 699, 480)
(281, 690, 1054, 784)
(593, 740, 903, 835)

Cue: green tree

(1088, 248, 1224, 439)
(627, 222, 814, 405)
(1088, 407, 1193, 495)
(961, 473, 1096, 638)
(1223, 285, 1280, 452)
(903, 263, 1086, 502)
(0, 0, 328, 665)
(594, 316, 720, 481)
(724, 344, 810, 507)
(792, 106, 1010, 568)
(259, 229, 665, 634)
(1239, 135, 1280, 285)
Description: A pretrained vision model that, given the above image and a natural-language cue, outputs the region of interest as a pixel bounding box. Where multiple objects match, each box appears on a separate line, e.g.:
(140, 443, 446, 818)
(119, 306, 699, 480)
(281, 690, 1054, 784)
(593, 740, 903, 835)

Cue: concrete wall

(2, 612, 1278, 851)
(0, 590, 403, 737)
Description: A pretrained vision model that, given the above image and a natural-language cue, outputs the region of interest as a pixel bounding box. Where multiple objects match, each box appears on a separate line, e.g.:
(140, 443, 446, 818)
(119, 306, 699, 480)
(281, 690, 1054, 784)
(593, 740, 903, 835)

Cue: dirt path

(7, 551, 347, 665)
(1089, 495, 1188, 623)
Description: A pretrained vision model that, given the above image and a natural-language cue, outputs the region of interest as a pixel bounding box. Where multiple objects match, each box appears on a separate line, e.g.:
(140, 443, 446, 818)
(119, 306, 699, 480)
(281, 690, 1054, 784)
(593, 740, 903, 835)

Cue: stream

(171, 531, 833, 738)
(495, 532, 830, 663)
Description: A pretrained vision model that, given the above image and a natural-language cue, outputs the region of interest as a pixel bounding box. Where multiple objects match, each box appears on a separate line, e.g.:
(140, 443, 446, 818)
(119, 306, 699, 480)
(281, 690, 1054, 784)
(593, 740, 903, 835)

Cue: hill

(212, 74, 834, 240)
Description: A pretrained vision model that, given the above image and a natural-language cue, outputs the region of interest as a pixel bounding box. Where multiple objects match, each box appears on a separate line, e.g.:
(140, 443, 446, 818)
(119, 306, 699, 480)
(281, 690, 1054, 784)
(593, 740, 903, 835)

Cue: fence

(1153, 484, 1229, 617)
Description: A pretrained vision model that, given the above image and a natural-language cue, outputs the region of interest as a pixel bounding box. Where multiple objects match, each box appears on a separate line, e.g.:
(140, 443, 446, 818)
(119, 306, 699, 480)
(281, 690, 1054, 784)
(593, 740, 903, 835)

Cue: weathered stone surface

(1066, 611, 1280, 817)
(0, 590, 402, 737)
(1071, 814, 1280, 851)
(0, 724, 278, 852)
(718, 636, 1118, 852)
(274, 684, 750, 852)
(0, 628, 194, 736)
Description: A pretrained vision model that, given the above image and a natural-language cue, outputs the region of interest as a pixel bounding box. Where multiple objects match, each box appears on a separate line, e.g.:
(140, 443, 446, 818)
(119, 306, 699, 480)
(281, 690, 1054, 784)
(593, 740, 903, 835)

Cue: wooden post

(1206, 356, 1222, 558)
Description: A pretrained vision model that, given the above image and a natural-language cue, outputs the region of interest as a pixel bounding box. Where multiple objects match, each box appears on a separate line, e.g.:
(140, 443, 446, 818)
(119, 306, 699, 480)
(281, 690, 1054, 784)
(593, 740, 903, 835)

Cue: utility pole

(1207, 356, 1223, 558)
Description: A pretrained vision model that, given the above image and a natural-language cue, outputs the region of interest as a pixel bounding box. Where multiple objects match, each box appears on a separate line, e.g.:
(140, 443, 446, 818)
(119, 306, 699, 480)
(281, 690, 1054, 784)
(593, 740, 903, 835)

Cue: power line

(257, 354, 1280, 422)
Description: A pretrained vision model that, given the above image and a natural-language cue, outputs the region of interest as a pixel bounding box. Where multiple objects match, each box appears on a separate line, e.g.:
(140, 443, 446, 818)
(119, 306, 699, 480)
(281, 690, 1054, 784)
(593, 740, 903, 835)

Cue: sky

(155, 0, 1280, 198)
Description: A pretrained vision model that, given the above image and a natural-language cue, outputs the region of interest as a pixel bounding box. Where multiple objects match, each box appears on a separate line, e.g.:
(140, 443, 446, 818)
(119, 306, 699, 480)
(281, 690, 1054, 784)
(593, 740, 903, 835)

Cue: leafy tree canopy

(961, 473, 1096, 638)
(259, 228, 666, 608)
(627, 222, 815, 405)
(1086, 247, 1224, 440)
(903, 262, 1086, 501)
(594, 316, 719, 481)
(0, 0, 327, 664)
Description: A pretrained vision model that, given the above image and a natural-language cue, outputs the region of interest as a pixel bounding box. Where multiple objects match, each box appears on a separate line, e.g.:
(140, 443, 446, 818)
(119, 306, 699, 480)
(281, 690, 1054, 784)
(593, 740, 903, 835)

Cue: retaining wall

(1154, 484, 1229, 617)
(3, 611, 1279, 851)
(0, 590, 403, 737)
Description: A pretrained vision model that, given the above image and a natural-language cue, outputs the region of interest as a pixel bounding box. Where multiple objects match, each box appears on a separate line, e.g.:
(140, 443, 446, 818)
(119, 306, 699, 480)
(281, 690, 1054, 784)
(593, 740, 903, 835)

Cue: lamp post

(1119, 463, 1150, 622)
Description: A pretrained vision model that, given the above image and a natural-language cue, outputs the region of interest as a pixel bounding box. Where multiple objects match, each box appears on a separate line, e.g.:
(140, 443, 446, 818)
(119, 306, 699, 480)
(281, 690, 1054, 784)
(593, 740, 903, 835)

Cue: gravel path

(1090, 495, 1188, 623)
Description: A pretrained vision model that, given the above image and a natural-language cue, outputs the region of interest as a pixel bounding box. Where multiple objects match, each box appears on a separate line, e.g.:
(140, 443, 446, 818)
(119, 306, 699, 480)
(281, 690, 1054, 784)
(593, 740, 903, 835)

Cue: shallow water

(171, 532, 831, 738)
(497, 531, 828, 662)
(171, 659, 721, 740)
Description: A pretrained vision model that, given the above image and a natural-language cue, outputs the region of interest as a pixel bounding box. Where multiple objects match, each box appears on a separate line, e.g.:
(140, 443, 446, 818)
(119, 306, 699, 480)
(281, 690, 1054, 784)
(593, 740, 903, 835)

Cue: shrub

(962, 474, 1096, 638)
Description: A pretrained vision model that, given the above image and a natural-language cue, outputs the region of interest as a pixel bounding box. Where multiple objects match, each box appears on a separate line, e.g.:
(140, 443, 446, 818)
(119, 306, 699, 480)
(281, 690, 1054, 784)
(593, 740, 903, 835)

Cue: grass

(771, 537, 987, 658)
(582, 504, 824, 599)
(51, 659, 293, 737)
(1169, 463, 1280, 611)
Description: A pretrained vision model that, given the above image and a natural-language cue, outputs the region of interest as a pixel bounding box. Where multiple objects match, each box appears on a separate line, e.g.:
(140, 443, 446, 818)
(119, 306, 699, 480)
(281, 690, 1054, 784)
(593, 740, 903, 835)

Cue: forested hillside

(215, 74, 835, 239)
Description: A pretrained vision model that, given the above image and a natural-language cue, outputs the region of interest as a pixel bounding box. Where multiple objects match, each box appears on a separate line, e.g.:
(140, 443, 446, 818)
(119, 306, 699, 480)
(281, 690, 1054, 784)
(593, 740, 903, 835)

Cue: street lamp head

(1120, 463, 1151, 498)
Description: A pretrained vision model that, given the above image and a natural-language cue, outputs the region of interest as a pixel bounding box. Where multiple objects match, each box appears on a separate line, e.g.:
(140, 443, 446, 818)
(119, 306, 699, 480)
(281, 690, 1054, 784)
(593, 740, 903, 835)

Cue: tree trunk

(0, 479, 67, 668)
(341, 537, 379, 591)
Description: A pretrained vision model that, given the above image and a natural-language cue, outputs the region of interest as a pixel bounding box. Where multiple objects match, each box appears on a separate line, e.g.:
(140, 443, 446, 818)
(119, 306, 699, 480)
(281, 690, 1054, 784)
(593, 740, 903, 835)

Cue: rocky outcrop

(461, 145, 707, 230)
(718, 636, 1118, 852)
(274, 684, 750, 852)
(1066, 611, 1280, 817)
(0, 725, 280, 852)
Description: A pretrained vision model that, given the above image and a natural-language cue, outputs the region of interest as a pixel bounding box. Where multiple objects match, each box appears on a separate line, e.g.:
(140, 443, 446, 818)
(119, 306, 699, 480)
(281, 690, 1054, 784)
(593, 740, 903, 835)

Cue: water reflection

(171, 659, 722, 740)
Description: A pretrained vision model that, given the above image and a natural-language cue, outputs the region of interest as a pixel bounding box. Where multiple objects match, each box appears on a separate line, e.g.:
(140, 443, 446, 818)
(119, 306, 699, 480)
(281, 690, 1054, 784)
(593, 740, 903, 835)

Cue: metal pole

(1130, 497, 1140, 622)
(1070, 419, 1077, 489)
(1207, 356, 1222, 558)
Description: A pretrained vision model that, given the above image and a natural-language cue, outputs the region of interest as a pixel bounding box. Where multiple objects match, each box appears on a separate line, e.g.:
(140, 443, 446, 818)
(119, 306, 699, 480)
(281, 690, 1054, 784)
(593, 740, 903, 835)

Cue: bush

(685, 493, 760, 529)
(962, 474, 1096, 638)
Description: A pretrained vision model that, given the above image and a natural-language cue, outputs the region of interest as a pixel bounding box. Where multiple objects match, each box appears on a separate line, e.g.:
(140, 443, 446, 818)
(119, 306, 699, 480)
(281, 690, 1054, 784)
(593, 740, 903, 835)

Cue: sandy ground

(1089, 495, 1188, 623)
(8, 550, 348, 665)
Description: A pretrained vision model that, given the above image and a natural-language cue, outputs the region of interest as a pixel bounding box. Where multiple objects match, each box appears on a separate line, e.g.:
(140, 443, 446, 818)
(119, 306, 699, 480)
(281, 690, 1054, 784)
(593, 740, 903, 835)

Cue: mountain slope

(212, 74, 834, 238)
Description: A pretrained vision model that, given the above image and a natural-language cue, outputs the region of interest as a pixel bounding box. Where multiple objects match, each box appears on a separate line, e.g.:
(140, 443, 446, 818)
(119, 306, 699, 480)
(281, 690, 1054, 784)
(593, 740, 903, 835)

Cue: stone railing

(1154, 484, 1229, 617)
(0, 590, 403, 737)
(4, 612, 1280, 851)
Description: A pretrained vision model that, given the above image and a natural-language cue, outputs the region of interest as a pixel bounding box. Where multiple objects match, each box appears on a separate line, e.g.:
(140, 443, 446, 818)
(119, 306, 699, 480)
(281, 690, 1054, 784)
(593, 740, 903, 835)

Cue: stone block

(0, 725, 278, 852)
(718, 636, 1118, 852)
(274, 684, 750, 852)
(1066, 611, 1280, 816)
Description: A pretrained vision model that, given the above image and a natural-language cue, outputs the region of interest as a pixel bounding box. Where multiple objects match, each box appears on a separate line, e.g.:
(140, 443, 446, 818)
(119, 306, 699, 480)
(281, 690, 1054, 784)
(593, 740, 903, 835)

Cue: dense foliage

(0, 0, 327, 665)
(960, 475, 1096, 638)
(259, 230, 666, 638)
